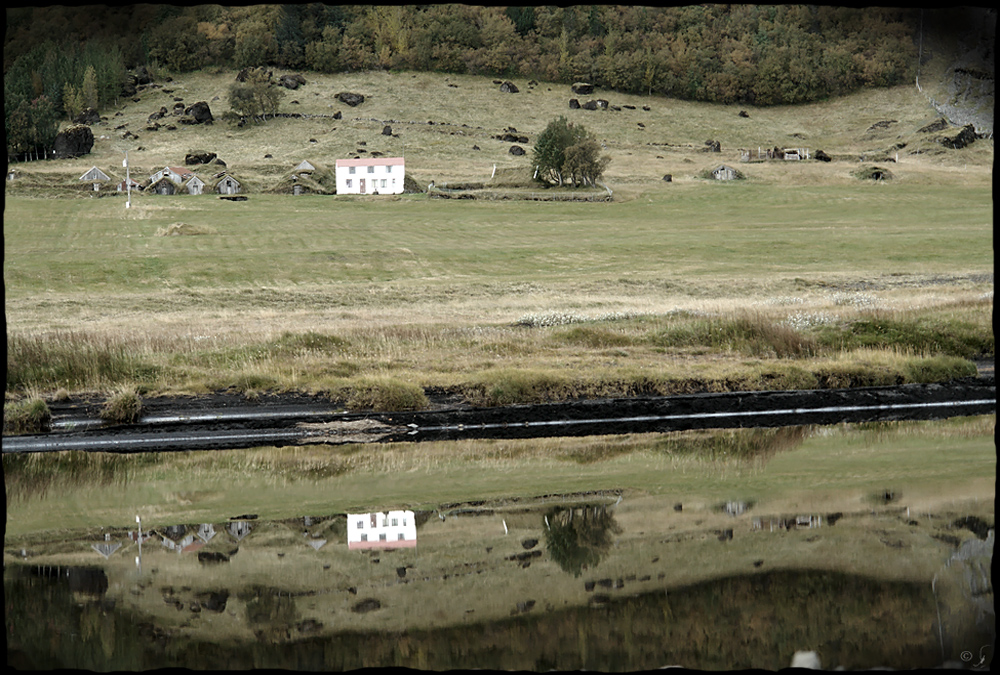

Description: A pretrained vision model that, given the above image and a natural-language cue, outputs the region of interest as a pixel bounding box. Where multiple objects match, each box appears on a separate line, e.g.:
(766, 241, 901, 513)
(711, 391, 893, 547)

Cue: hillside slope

(916, 7, 995, 135)
(7, 68, 994, 199)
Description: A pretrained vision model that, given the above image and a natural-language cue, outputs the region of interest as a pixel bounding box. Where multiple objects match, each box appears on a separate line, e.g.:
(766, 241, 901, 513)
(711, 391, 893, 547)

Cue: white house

(347, 510, 417, 550)
(336, 157, 405, 195)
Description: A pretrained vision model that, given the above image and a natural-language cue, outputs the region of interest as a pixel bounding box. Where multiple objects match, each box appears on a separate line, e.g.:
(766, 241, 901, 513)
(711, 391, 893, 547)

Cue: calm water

(4, 421, 995, 671)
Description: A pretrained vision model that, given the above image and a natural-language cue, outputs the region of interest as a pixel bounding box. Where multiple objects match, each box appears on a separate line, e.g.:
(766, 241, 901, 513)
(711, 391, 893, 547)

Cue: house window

(398, 533, 405, 540)
(386, 165, 392, 173)
(368, 166, 374, 173)
(381, 179, 387, 189)
(360, 533, 368, 541)
(356, 520, 364, 529)
(346, 179, 352, 188)
(379, 533, 387, 541)
(391, 518, 398, 527)
(349, 167, 356, 174)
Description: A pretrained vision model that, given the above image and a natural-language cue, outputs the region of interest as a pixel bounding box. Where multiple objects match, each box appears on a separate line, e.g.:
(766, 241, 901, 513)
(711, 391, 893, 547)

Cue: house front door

(360, 178, 366, 194)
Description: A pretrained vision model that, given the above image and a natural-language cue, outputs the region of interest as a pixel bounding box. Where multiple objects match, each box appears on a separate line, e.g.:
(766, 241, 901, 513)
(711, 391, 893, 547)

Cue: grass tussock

(99, 386, 144, 424)
(3, 396, 52, 434)
(332, 376, 430, 412)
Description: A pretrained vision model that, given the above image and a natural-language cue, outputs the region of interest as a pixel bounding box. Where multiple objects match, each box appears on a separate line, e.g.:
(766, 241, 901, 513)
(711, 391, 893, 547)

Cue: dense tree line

(5, 4, 920, 157)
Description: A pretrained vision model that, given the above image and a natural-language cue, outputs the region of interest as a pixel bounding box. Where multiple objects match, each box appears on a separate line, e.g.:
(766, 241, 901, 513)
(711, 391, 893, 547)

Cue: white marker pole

(124, 151, 131, 209)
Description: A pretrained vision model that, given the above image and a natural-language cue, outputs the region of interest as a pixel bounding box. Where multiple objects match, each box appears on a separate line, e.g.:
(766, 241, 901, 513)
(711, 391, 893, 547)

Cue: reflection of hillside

(652, 425, 810, 466)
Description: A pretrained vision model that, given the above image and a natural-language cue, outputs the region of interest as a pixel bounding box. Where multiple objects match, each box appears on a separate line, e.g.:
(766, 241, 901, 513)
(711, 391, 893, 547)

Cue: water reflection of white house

(752, 514, 823, 532)
(348, 511, 417, 549)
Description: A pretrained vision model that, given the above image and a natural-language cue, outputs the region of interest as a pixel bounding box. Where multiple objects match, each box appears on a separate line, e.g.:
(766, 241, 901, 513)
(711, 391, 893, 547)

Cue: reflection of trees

(544, 505, 622, 577)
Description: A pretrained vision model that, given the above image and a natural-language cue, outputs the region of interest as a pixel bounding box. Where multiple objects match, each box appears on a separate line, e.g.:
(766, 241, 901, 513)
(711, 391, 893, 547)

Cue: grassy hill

(7, 68, 993, 196)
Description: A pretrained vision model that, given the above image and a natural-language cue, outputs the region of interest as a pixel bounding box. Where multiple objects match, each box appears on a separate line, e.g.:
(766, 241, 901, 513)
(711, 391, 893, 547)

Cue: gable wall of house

(336, 158, 405, 195)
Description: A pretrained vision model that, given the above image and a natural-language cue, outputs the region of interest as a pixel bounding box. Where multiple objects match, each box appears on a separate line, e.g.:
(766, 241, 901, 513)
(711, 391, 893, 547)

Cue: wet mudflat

(6, 376, 995, 453)
(4, 417, 994, 671)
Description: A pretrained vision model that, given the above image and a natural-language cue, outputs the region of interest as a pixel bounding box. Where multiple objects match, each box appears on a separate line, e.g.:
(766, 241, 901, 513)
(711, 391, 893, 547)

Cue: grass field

(3, 70, 994, 404)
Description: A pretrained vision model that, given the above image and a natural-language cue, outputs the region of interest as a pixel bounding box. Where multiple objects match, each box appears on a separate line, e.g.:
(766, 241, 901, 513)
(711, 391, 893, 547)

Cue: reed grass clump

(6, 330, 162, 392)
(334, 377, 429, 412)
(650, 312, 818, 358)
(814, 312, 994, 358)
(99, 387, 144, 424)
(3, 397, 52, 434)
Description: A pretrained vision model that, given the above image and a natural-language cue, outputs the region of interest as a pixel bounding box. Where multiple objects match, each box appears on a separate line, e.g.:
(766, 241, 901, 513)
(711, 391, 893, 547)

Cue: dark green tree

(533, 117, 610, 187)
(227, 69, 284, 122)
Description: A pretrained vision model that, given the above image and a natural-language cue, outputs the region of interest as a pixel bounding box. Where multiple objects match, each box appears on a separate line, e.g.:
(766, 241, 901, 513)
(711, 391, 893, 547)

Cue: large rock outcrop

(53, 124, 94, 158)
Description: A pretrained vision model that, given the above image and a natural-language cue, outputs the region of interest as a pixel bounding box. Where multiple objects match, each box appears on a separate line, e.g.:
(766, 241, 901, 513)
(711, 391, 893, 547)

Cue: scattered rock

(185, 151, 217, 165)
(919, 118, 950, 134)
(278, 73, 306, 90)
(197, 591, 229, 612)
(569, 98, 581, 109)
(500, 81, 519, 93)
(866, 119, 897, 132)
(738, 110, 749, 118)
(336, 92, 365, 107)
(351, 598, 381, 613)
(73, 107, 101, 125)
(582, 100, 598, 110)
(814, 149, 832, 162)
(704, 139, 721, 152)
(509, 145, 525, 156)
(662, 174, 672, 182)
(382, 125, 392, 136)
(939, 124, 978, 149)
(182, 101, 214, 124)
(572, 82, 594, 95)
(521, 538, 538, 550)
(197, 550, 230, 563)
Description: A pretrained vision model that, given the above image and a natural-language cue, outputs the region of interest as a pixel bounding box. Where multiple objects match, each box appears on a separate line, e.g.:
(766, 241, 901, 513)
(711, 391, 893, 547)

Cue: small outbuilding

(148, 174, 180, 195)
(183, 174, 206, 195)
(213, 172, 242, 195)
(79, 166, 111, 191)
(710, 164, 740, 180)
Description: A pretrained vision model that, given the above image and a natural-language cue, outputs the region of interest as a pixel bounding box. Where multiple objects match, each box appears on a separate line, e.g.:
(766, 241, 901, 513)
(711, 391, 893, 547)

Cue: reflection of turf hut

(854, 165, 894, 181)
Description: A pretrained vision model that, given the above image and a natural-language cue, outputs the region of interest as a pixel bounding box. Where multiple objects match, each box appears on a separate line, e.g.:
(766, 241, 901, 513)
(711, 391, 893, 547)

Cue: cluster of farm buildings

(75, 156, 406, 196)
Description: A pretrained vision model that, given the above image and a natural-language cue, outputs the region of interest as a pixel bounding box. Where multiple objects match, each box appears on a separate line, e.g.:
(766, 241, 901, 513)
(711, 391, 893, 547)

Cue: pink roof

(336, 157, 405, 168)
(348, 539, 417, 550)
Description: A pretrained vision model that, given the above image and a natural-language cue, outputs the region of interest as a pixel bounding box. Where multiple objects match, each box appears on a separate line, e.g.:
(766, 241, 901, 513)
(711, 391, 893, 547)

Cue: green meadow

(3, 71, 994, 405)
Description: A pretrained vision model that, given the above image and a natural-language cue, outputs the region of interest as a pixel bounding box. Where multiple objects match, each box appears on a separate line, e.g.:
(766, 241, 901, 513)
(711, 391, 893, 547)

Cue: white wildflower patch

(755, 296, 806, 306)
(830, 292, 883, 309)
(781, 312, 836, 331)
(512, 310, 644, 327)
